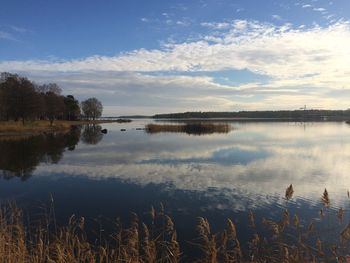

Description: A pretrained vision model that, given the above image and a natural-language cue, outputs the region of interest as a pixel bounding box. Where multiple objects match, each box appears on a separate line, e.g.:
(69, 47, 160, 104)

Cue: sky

(0, 0, 350, 116)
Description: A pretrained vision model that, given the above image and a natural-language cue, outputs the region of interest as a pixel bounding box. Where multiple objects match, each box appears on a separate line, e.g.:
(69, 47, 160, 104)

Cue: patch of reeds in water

(1, 186, 350, 262)
(146, 123, 231, 135)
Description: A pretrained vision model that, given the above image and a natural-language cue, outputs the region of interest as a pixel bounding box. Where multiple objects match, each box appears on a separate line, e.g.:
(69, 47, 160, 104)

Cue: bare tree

(81, 97, 103, 120)
(45, 91, 65, 126)
(0, 73, 42, 123)
(37, 83, 62, 95)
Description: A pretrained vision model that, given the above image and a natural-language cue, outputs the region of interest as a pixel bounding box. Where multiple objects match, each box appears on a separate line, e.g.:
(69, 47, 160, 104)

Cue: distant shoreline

(112, 110, 350, 121)
(0, 119, 130, 136)
(154, 117, 350, 122)
(153, 110, 350, 121)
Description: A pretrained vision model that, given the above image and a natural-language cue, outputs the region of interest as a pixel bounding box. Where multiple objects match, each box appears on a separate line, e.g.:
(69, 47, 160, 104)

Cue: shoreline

(0, 119, 128, 137)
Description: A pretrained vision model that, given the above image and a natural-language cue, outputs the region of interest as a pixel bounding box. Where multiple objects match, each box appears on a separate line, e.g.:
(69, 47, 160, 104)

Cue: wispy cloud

(302, 4, 312, 8)
(0, 31, 17, 41)
(271, 15, 282, 21)
(9, 26, 29, 33)
(0, 25, 30, 42)
(2, 20, 349, 79)
(140, 17, 149, 22)
(1, 20, 350, 113)
(200, 21, 231, 30)
(176, 19, 190, 26)
(313, 7, 327, 12)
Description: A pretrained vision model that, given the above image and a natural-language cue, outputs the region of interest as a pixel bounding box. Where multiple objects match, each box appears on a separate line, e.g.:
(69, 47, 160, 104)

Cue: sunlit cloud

(313, 7, 327, 12)
(2, 20, 348, 77)
(200, 21, 231, 29)
(1, 20, 350, 114)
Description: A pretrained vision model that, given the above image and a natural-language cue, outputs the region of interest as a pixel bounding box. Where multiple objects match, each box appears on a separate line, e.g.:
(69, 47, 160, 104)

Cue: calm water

(1, 120, 350, 257)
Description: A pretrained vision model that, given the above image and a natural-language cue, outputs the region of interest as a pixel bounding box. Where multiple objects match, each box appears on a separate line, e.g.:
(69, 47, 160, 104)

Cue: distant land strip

(152, 110, 350, 121)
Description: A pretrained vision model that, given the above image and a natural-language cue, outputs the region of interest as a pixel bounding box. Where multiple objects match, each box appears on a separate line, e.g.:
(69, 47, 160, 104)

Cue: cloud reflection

(31, 121, 350, 210)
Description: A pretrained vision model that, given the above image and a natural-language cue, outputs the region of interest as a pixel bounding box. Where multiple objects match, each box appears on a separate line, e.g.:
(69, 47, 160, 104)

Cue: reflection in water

(28, 121, 350, 209)
(1, 121, 350, 259)
(145, 123, 231, 135)
(0, 127, 81, 180)
(0, 124, 106, 180)
(81, 124, 103, 144)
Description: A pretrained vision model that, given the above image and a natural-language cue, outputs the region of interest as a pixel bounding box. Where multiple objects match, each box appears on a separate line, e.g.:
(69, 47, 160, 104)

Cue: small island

(146, 123, 231, 135)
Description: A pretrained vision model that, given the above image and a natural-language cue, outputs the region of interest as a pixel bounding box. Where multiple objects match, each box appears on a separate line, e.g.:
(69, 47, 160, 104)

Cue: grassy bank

(0, 120, 129, 136)
(1, 187, 350, 262)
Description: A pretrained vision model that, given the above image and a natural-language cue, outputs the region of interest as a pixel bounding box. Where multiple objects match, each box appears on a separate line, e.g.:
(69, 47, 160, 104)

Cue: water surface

(1, 120, 350, 257)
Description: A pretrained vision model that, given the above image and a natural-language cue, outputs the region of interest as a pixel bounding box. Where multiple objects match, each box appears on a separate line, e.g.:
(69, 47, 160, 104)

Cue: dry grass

(0, 203, 181, 263)
(0, 120, 69, 133)
(0, 120, 121, 136)
(146, 123, 231, 135)
(1, 187, 350, 262)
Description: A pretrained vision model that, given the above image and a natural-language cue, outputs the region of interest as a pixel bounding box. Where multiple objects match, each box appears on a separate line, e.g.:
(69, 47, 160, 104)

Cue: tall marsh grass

(146, 123, 231, 135)
(1, 186, 350, 262)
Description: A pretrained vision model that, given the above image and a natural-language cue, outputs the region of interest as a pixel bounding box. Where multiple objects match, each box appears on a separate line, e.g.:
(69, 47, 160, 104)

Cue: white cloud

(271, 14, 282, 21)
(313, 7, 327, 12)
(176, 20, 190, 26)
(1, 20, 350, 113)
(200, 21, 231, 30)
(2, 20, 349, 80)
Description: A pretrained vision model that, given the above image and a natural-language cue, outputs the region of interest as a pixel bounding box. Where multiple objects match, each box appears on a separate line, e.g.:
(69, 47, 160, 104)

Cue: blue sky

(1, 0, 350, 115)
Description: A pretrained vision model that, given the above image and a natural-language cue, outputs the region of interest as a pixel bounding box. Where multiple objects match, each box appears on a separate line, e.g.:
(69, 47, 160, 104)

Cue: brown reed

(1, 186, 350, 262)
(285, 184, 294, 200)
(145, 123, 231, 135)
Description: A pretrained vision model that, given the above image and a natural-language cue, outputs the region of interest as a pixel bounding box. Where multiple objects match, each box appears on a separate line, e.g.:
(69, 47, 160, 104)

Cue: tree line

(154, 110, 350, 120)
(0, 72, 103, 124)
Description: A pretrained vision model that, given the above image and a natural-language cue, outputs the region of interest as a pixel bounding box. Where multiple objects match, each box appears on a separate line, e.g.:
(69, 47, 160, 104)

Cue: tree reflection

(0, 127, 81, 180)
(81, 124, 103, 145)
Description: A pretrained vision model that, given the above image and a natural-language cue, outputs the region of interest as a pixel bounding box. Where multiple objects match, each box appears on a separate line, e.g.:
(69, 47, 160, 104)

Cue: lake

(1, 120, 350, 260)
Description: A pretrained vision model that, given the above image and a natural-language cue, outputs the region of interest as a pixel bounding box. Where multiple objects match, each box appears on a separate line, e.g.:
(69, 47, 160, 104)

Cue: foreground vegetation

(1, 186, 350, 262)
